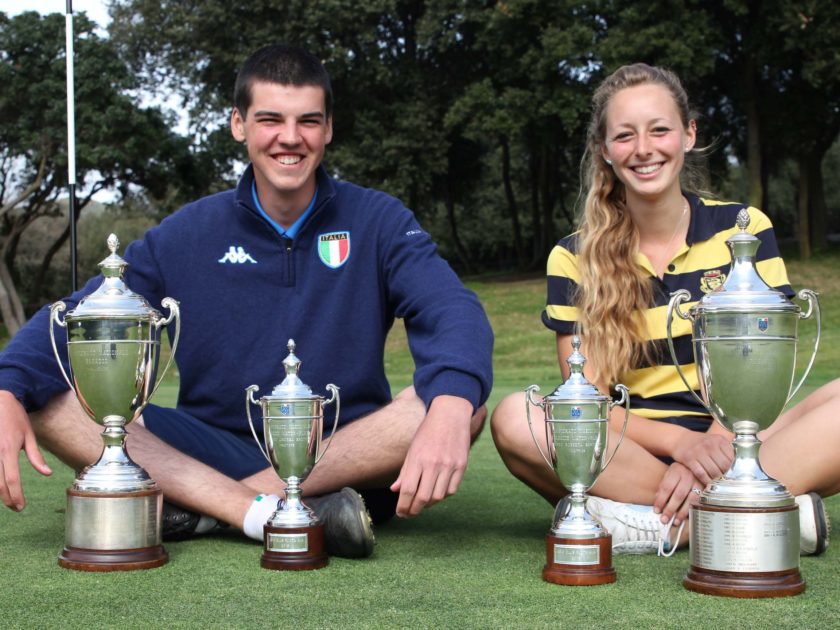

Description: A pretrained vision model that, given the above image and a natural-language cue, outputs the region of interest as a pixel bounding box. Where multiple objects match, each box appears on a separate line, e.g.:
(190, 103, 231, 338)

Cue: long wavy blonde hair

(576, 63, 703, 385)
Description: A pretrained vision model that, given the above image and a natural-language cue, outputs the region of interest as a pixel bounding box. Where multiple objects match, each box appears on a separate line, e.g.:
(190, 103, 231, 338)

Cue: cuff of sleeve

(541, 310, 576, 334)
(417, 369, 485, 412)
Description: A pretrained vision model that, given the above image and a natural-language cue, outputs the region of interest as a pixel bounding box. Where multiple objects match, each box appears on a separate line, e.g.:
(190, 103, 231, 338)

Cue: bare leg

(491, 391, 667, 505)
(33, 387, 486, 528)
(31, 391, 255, 528)
(242, 387, 487, 497)
(758, 378, 840, 496)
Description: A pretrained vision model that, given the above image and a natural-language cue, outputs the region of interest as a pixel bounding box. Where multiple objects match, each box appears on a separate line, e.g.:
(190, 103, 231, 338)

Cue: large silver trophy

(246, 340, 339, 571)
(666, 210, 820, 598)
(525, 337, 630, 585)
(49, 234, 180, 571)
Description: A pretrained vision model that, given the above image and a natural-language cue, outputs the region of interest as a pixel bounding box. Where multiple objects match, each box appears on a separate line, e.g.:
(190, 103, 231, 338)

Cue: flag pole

(65, 0, 78, 292)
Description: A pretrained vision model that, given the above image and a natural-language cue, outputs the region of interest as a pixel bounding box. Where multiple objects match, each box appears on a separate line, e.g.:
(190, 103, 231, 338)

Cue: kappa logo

(700, 269, 726, 293)
(218, 246, 257, 264)
(318, 231, 351, 268)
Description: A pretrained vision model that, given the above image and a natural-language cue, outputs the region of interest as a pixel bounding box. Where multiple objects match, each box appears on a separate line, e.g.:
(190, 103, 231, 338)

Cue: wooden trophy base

(684, 567, 805, 599)
(59, 487, 167, 572)
(543, 533, 615, 586)
(59, 545, 168, 572)
(684, 503, 804, 598)
(261, 523, 328, 571)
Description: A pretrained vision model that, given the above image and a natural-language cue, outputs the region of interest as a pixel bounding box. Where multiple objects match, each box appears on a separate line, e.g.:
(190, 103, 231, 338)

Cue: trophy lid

(67, 234, 161, 320)
(692, 210, 796, 313)
(543, 336, 608, 403)
(268, 339, 318, 399)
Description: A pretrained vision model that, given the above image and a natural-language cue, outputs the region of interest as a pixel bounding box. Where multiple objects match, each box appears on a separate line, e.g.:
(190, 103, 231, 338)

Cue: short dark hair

(233, 44, 333, 119)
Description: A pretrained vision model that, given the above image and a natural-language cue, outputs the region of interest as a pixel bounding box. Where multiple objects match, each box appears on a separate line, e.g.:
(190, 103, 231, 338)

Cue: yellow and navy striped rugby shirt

(542, 194, 794, 422)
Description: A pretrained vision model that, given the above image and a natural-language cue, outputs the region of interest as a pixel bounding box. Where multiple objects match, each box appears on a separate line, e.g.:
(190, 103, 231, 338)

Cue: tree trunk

(744, 59, 763, 209)
(444, 182, 472, 274)
(0, 258, 25, 336)
(500, 137, 525, 268)
(797, 157, 811, 260)
(809, 154, 827, 252)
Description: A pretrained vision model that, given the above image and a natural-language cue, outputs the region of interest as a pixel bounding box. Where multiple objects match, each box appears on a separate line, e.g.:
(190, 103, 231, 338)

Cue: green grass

(3, 254, 840, 629)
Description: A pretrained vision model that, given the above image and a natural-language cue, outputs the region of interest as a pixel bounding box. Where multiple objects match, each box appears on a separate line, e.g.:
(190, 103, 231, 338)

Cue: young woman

(491, 63, 838, 555)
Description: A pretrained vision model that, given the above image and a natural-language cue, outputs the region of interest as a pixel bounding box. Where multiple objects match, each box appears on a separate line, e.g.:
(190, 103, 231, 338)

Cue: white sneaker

(796, 492, 830, 556)
(556, 496, 684, 557)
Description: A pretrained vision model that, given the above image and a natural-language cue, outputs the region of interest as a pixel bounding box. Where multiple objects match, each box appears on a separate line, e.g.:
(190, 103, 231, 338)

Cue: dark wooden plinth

(684, 566, 805, 598)
(58, 545, 168, 572)
(261, 523, 328, 571)
(542, 533, 615, 586)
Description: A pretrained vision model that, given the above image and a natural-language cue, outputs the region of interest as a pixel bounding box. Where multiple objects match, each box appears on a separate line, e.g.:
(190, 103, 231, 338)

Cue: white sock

(243, 494, 282, 541)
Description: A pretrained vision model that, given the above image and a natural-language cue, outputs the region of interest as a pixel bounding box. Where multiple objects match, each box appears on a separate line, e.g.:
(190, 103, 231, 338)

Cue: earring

(605, 158, 612, 165)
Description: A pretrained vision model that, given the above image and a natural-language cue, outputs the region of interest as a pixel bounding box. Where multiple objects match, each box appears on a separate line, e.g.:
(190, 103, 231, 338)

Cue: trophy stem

(725, 431, 771, 483)
(74, 415, 154, 493)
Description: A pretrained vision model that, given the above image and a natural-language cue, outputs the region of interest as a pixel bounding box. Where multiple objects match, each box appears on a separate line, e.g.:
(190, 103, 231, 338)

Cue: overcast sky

(8, 1, 111, 30)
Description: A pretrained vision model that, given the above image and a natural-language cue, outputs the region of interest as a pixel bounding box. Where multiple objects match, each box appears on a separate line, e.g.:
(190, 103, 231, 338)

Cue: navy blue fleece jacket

(0, 165, 493, 438)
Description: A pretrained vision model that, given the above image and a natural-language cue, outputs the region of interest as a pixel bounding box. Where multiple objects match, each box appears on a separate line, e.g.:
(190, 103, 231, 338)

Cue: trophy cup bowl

(526, 336, 630, 586)
(246, 339, 339, 571)
(49, 234, 180, 571)
(666, 209, 820, 598)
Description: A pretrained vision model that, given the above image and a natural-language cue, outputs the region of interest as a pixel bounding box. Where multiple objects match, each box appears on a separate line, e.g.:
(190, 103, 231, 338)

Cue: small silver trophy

(246, 340, 339, 570)
(49, 234, 180, 571)
(666, 209, 820, 598)
(525, 337, 630, 585)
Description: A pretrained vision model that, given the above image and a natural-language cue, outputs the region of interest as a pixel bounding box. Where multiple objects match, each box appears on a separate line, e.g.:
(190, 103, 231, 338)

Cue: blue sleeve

(379, 206, 494, 411)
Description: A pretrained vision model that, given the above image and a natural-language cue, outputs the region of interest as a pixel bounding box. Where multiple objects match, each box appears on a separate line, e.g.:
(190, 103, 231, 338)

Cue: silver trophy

(525, 337, 630, 585)
(666, 209, 820, 598)
(49, 234, 180, 571)
(246, 339, 339, 570)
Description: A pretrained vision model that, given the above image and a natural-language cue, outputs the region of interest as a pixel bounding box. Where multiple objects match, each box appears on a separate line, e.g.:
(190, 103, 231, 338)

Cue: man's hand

(653, 461, 701, 526)
(0, 391, 51, 511)
(671, 430, 733, 486)
(390, 395, 473, 518)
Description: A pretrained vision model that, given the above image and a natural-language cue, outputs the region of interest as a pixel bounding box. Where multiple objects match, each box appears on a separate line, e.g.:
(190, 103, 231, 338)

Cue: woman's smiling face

(601, 82, 695, 203)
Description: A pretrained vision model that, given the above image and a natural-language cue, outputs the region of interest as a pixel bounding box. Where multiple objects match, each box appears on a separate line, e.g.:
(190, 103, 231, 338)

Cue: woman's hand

(653, 462, 702, 527)
(671, 430, 733, 486)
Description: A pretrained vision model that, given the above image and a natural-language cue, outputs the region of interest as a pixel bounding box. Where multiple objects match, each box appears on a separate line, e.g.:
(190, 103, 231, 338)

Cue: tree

(0, 11, 217, 333)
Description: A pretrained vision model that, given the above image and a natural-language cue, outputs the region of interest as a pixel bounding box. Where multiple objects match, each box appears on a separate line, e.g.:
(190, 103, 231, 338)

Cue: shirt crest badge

(700, 269, 726, 293)
(318, 232, 351, 268)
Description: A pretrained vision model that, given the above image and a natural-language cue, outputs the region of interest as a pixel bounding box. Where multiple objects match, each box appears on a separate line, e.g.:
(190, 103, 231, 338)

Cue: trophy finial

(283, 339, 302, 377)
(567, 335, 586, 374)
(736, 209, 750, 232)
(107, 233, 120, 254)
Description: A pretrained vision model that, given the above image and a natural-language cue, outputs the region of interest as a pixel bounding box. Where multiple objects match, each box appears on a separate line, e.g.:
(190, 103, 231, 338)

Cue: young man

(0, 44, 493, 558)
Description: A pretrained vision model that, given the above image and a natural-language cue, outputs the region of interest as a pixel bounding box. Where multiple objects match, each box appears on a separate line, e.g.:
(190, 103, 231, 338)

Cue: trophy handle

(525, 385, 553, 471)
(666, 289, 710, 412)
(148, 298, 181, 401)
(602, 384, 630, 472)
(245, 385, 271, 463)
(314, 384, 340, 466)
(48, 302, 74, 390)
(787, 288, 821, 404)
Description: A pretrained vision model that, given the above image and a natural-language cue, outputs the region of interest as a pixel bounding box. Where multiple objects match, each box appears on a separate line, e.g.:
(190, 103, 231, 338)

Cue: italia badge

(318, 231, 351, 268)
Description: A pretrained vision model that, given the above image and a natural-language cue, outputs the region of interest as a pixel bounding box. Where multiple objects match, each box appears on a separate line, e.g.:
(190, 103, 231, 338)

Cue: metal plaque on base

(50, 234, 180, 571)
(666, 210, 819, 598)
(526, 337, 630, 586)
(246, 340, 339, 571)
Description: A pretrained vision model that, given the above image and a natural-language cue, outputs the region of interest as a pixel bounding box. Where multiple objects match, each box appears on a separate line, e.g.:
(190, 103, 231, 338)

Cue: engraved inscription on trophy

(553, 544, 600, 566)
(268, 533, 309, 553)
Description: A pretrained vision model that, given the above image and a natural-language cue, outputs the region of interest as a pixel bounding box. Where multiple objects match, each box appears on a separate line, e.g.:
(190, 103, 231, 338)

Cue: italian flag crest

(318, 231, 351, 268)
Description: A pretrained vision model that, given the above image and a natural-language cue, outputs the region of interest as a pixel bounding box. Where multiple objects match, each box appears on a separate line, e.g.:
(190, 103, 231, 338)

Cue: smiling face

(231, 81, 333, 223)
(601, 83, 695, 205)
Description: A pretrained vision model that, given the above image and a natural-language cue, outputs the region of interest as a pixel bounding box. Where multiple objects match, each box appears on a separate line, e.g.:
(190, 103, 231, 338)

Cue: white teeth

(278, 156, 301, 165)
(634, 164, 660, 174)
